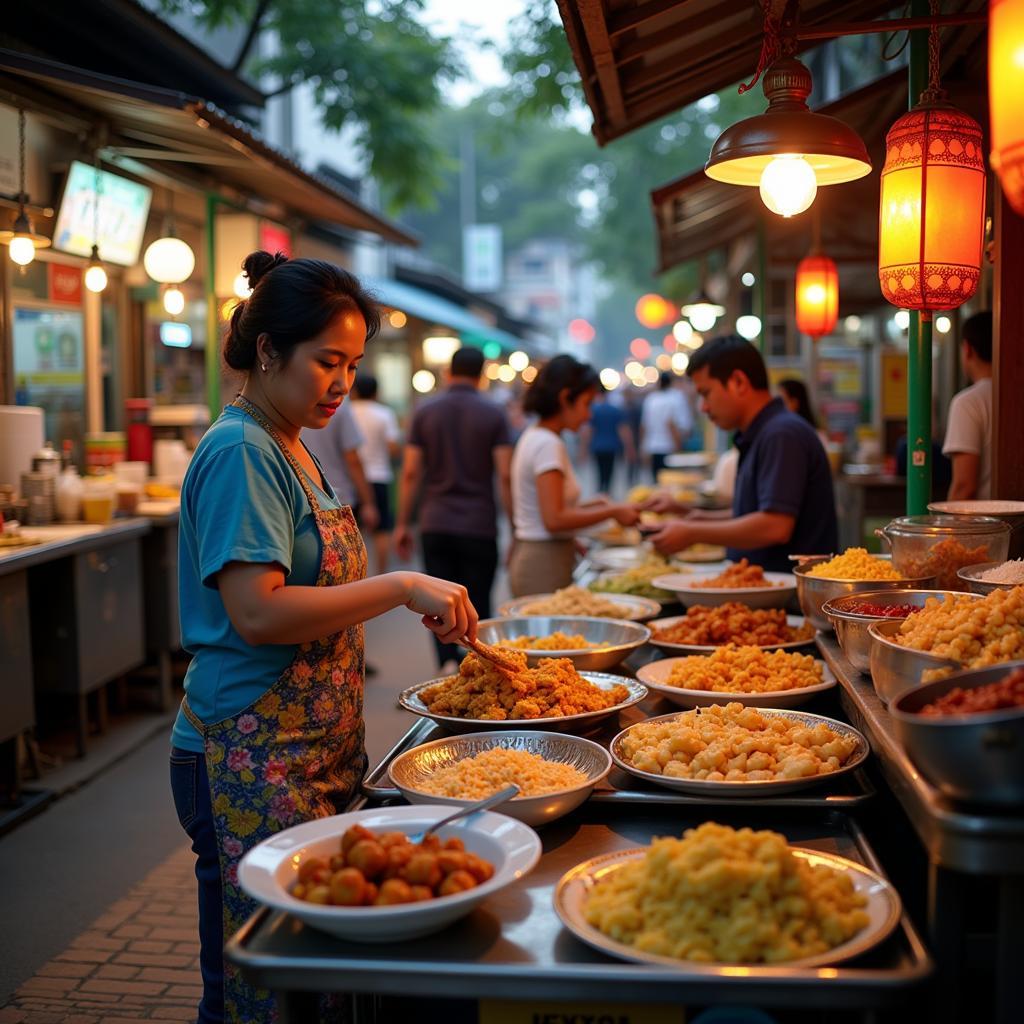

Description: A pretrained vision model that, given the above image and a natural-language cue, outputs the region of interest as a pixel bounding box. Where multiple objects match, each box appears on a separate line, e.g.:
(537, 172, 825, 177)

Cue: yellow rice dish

(417, 747, 587, 799)
(805, 548, 903, 580)
(665, 645, 824, 693)
(584, 822, 869, 964)
(504, 632, 595, 651)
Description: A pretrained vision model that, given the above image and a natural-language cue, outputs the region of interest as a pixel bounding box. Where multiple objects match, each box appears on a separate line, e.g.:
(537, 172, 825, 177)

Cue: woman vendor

(508, 355, 640, 596)
(168, 251, 478, 1023)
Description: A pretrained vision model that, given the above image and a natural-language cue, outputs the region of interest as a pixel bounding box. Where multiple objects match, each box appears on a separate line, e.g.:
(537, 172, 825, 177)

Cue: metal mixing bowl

(890, 661, 1024, 805)
(388, 730, 612, 826)
(867, 618, 963, 705)
(794, 556, 936, 632)
(476, 616, 651, 670)
(823, 589, 966, 675)
(956, 561, 1022, 596)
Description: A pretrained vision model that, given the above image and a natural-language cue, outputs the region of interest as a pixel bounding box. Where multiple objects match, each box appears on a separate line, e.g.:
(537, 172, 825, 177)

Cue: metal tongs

(460, 636, 522, 677)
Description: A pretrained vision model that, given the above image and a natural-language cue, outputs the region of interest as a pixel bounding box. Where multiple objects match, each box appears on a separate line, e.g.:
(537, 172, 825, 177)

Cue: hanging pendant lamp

(0, 110, 52, 266)
(705, 4, 871, 217)
(878, 11, 986, 311)
(144, 189, 195, 284)
(84, 155, 107, 293)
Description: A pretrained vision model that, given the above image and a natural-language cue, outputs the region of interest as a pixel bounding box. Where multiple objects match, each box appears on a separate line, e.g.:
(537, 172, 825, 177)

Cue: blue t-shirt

(589, 400, 626, 454)
(731, 398, 838, 573)
(171, 406, 341, 752)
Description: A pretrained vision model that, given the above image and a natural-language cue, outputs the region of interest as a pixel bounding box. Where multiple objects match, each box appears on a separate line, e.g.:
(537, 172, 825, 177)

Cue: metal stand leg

(995, 877, 1024, 1024)
(926, 861, 966, 1024)
(76, 694, 88, 758)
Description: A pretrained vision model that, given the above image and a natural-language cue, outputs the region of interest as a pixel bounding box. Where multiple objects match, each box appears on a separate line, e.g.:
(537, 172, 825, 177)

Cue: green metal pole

(205, 192, 220, 424)
(756, 217, 767, 352)
(906, 0, 931, 515)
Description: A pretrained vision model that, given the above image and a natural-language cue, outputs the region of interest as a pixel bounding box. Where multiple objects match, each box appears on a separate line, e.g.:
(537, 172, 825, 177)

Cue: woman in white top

(509, 355, 640, 596)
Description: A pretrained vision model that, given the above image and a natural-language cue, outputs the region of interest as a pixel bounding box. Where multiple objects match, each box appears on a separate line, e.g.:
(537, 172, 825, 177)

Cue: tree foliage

(156, 0, 461, 211)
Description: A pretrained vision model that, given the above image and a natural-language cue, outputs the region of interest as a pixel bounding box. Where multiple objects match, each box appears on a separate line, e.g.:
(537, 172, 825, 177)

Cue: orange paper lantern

(635, 293, 672, 328)
(795, 254, 839, 338)
(878, 101, 986, 311)
(990, 0, 1024, 215)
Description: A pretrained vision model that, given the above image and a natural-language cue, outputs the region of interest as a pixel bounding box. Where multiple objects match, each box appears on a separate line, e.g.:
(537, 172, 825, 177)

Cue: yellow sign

(881, 352, 909, 418)
(480, 1000, 685, 1024)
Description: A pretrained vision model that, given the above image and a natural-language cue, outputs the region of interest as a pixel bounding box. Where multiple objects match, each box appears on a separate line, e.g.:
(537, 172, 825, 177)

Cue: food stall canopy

(0, 49, 417, 247)
(556, 0, 894, 144)
(364, 276, 529, 353)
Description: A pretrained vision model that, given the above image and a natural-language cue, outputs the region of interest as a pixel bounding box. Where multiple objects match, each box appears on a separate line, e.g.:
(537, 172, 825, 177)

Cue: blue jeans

(169, 747, 224, 1024)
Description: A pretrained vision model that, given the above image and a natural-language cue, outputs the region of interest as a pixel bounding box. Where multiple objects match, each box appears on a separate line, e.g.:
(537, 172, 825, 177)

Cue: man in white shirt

(943, 312, 992, 501)
(350, 373, 401, 573)
(640, 372, 693, 482)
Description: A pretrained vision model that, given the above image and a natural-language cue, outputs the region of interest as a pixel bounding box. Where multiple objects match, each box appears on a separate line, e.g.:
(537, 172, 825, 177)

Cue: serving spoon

(409, 784, 521, 843)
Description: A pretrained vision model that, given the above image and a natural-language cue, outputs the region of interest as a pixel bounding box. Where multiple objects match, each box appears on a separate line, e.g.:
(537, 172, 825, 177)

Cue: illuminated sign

(160, 322, 192, 348)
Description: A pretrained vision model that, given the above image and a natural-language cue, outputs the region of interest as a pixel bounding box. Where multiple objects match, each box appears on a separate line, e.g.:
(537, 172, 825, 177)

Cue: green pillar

(205, 193, 220, 423)
(756, 217, 767, 352)
(906, 0, 931, 515)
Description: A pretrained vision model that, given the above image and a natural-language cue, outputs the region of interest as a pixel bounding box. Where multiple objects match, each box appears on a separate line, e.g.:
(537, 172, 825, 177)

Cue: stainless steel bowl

(867, 618, 963, 705)
(476, 616, 651, 670)
(793, 556, 936, 632)
(823, 589, 965, 675)
(890, 661, 1024, 805)
(956, 560, 1022, 596)
(388, 731, 612, 826)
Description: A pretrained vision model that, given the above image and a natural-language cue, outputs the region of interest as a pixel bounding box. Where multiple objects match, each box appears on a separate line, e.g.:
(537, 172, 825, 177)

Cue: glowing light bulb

(9, 235, 35, 266)
(624, 360, 644, 378)
(671, 352, 689, 374)
(741, 272, 756, 287)
(521, 365, 538, 383)
(600, 368, 621, 390)
(643, 365, 659, 384)
(687, 304, 718, 333)
(894, 310, 910, 330)
(758, 155, 818, 217)
(412, 369, 436, 394)
(163, 286, 185, 316)
(85, 263, 108, 293)
(497, 364, 516, 383)
(672, 320, 693, 345)
(508, 350, 529, 372)
(935, 315, 952, 334)
(233, 272, 252, 299)
(736, 315, 761, 340)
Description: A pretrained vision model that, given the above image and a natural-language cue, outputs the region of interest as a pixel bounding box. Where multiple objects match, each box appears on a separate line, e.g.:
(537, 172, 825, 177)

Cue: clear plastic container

(82, 477, 115, 525)
(879, 514, 1011, 591)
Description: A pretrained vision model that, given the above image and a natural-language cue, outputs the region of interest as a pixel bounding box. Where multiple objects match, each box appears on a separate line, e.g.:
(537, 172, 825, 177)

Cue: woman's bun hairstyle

(223, 250, 381, 372)
(522, 354, 599, 417)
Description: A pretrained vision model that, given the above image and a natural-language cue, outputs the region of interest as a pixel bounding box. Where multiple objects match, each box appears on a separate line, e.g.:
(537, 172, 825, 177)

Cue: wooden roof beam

(576, 0, 628, 133)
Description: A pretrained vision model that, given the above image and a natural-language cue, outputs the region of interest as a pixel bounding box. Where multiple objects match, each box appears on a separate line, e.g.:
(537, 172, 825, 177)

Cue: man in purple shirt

(395, 347, 513, 667)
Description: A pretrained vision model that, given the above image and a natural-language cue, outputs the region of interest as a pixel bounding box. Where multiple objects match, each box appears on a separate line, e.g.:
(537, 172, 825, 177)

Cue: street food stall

(214, 4, 1024, 1024)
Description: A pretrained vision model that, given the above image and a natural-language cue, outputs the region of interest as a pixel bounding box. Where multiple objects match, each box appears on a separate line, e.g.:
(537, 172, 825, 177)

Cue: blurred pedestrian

(943, 311, 993, 500)
(395, 347, 513, 670)
(778, 377, 829, 451)
(509, 355, 640, 596)
(640, 372, 693, 482)
(585, 389, 634, 495)
(349, 373, 401, 573)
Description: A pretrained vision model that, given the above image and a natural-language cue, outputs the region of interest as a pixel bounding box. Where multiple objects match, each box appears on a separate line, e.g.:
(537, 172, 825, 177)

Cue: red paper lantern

(878, 101, 986, 311)
(990, 0, 1024, 215)
(795, 254, 839, 338)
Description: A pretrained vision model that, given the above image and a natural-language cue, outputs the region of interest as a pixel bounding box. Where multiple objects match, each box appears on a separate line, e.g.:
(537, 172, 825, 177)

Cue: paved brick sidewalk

(1, 846, 202, 1024)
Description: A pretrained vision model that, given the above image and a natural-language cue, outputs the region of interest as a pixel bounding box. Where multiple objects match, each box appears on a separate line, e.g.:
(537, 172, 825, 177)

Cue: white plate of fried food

(398, 651, 647, 734)
(653, 559, 796, 610)
(554, 822, 900, 970)
(636, 647, 836, 709)
(609, 705, 868, 796)
(499, 585, 661, 622)
(672, 543, 727, 564)
(648, 606, 815, 655)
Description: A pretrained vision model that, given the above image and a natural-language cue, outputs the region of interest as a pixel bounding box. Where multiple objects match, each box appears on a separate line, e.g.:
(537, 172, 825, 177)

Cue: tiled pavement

(0, 846, 201, 1024)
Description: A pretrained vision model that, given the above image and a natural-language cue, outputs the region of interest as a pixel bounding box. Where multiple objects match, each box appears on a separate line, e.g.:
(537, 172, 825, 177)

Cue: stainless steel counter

(0, 519, 152, 575)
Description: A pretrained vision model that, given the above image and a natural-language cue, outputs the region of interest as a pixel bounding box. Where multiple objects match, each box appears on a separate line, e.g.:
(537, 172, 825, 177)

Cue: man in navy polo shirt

(643, 336, 837, 571)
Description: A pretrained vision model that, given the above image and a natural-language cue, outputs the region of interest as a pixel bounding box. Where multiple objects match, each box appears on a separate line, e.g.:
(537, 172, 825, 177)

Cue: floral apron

(181, 394, 367, 1023)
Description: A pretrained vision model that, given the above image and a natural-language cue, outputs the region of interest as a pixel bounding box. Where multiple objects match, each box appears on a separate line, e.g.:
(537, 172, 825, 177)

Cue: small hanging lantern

(796, 254, 839, 338)
(635, 293, 673, 329)
(878, 12, 986, 311)
(0, 110, 51, 266)
(143, 188, 195, 284)
(990, 0, 1024, 215)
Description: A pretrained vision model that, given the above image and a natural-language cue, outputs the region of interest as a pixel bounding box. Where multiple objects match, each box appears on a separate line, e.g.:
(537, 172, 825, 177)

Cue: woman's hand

(399, 572, 478, 645)
(639, 490, 680, 515)
(613, 504, 641, 526)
